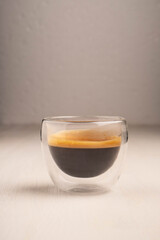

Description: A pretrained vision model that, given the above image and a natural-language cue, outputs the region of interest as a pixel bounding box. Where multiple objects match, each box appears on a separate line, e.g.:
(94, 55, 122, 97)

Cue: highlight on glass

(40, 116, 128, 193)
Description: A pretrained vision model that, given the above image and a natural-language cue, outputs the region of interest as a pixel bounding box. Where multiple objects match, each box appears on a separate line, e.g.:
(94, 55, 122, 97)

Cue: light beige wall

(0, 0, 160, 124)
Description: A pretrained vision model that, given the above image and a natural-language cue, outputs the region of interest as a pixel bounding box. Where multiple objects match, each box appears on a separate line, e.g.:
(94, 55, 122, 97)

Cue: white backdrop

(0, 0, 160, 124)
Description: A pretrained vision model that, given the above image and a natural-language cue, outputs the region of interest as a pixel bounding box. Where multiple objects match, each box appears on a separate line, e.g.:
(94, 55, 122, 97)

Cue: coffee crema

(48, 129, 121, 178)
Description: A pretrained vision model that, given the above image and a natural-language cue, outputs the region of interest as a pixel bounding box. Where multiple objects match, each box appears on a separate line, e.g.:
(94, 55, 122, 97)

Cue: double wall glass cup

(41, 116, 128, 193)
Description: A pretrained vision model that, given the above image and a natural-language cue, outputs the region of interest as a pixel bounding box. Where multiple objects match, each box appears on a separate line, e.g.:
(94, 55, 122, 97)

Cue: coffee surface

(48, 129, 121, 178)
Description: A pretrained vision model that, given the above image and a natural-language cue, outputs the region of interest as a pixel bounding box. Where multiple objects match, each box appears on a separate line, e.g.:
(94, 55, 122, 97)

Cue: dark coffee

(48, 129, 121, 178)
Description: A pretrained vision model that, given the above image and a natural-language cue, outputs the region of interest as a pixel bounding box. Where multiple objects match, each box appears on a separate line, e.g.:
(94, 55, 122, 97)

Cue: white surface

(0, 125, 160, 240)
(0, 0, 160, 125)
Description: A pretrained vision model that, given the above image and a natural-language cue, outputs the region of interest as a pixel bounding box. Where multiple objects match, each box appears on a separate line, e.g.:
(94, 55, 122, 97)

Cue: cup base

(57, 183, 110, 194)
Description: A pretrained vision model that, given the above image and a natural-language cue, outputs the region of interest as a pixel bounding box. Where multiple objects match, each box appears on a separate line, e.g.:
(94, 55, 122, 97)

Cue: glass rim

(42, 115, 126, 124)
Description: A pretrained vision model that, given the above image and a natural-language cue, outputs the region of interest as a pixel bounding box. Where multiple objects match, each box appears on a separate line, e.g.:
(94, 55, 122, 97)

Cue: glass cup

(40, 116, 128, 193)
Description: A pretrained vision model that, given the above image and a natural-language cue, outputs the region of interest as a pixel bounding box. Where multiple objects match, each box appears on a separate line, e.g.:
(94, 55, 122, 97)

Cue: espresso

(48, 129, 121, 178)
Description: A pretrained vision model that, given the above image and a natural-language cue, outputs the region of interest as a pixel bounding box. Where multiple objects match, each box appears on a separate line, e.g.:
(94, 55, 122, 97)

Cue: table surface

(0, 125, 160, 240)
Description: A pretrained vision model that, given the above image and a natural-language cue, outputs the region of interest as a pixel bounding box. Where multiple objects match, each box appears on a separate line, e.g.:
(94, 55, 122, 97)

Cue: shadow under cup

(48, 129, 121, 178)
